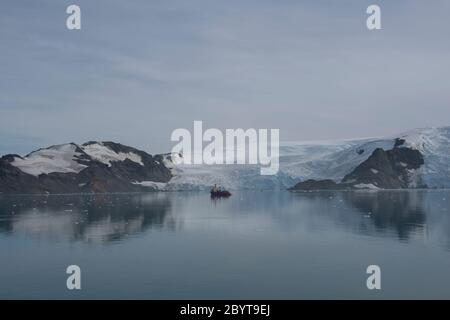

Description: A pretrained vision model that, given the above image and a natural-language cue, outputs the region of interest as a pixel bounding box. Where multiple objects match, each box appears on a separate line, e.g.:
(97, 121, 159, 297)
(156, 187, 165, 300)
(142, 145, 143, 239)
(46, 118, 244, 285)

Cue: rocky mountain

(289, 143, 426, 191)
(0, 142, 172, 194)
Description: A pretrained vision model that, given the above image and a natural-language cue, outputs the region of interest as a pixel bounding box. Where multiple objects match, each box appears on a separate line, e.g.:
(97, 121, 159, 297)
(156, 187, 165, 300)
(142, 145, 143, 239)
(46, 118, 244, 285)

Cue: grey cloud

(0, 0, 449, 155)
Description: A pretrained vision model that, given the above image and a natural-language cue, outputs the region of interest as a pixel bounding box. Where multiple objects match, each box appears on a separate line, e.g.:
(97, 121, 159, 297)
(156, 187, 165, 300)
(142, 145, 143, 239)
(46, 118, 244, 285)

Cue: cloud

(1, 0, 449, 154)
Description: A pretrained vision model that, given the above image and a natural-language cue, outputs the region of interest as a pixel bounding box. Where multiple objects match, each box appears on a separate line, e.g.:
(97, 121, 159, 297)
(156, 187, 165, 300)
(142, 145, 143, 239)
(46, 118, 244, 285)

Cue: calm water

(1, 190, 450, 299)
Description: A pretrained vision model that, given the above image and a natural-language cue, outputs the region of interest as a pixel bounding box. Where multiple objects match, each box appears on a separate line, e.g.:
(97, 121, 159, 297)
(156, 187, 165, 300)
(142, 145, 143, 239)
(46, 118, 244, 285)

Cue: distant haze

(1, 0, 449, 155)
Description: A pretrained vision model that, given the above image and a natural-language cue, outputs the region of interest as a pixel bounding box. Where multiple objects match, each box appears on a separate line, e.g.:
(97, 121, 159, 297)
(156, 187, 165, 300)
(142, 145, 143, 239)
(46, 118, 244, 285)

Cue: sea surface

(1, 190, 450, 299)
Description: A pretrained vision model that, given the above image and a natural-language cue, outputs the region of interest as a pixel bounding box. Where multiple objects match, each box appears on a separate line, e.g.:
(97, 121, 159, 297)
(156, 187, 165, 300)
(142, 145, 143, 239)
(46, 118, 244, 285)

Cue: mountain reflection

(0, 190, 449, 248)
(341, 191, 426, 240)
(0, 193, 174, 243)
(288, 190, 429, 241)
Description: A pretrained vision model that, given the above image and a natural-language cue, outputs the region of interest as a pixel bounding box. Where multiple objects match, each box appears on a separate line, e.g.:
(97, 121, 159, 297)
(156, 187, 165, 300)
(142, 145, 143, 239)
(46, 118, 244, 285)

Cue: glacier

(163, 126, 450, 190)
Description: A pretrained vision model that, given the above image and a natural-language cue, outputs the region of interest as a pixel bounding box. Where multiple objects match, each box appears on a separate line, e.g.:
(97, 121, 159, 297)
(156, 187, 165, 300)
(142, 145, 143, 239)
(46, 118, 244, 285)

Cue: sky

(1, 0, 449, 155)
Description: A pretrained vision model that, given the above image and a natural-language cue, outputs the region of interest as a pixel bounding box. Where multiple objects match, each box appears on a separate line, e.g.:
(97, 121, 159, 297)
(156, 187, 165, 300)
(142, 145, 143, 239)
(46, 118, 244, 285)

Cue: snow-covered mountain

(0, 142, 171, 194)
(1, 127, 449, 193)
(162, 126, 450, 190)
(9, 142, 155, 177)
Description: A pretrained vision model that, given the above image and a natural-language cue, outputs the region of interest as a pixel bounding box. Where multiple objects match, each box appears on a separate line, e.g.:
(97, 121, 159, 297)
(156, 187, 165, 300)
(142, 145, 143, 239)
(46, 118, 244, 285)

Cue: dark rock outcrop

(394, 138, 406, 148)
(0, 159, 42, 193)
(341, 147, 425, 189)
(289, 145, 426, 191)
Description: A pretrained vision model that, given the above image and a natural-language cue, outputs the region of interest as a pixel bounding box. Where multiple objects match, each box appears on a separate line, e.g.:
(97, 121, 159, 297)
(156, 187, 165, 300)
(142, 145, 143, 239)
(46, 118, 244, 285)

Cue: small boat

(210, 184, 231, 198)
(210, 190, 232, 198)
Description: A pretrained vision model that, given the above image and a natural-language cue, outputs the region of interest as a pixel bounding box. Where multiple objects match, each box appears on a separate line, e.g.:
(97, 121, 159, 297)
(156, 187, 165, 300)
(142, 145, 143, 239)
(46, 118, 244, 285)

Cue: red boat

(210, 185, 231, 198)
(210, 190, 232, 198)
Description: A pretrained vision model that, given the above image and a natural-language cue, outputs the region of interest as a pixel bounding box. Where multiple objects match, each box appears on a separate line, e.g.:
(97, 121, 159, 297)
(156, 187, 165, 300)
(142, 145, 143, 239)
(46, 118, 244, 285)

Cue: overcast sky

(1, 0, 449, 155)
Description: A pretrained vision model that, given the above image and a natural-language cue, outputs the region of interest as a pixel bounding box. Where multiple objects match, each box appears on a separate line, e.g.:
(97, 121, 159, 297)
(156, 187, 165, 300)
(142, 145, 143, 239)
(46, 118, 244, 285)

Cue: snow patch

(132, 181, 167, 190)
(162, 153, 184, 168)
(81, 142, 143, 167)
(11, 144, 88, 177)
(354, 183, 380, 190)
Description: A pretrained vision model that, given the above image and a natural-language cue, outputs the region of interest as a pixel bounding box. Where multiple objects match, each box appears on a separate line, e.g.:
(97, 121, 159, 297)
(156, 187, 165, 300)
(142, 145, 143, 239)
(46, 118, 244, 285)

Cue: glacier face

(163, 127, 450, 190)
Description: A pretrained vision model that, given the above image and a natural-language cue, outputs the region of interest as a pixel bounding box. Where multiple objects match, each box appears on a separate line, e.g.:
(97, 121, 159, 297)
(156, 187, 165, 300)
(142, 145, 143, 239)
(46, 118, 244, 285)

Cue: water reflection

(342, 191, 426, 240)
(0, 190, 449, 248)
(289, 190, 450, 248)
(0, 193, 173, 243)
(2, 190, 450, 299)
